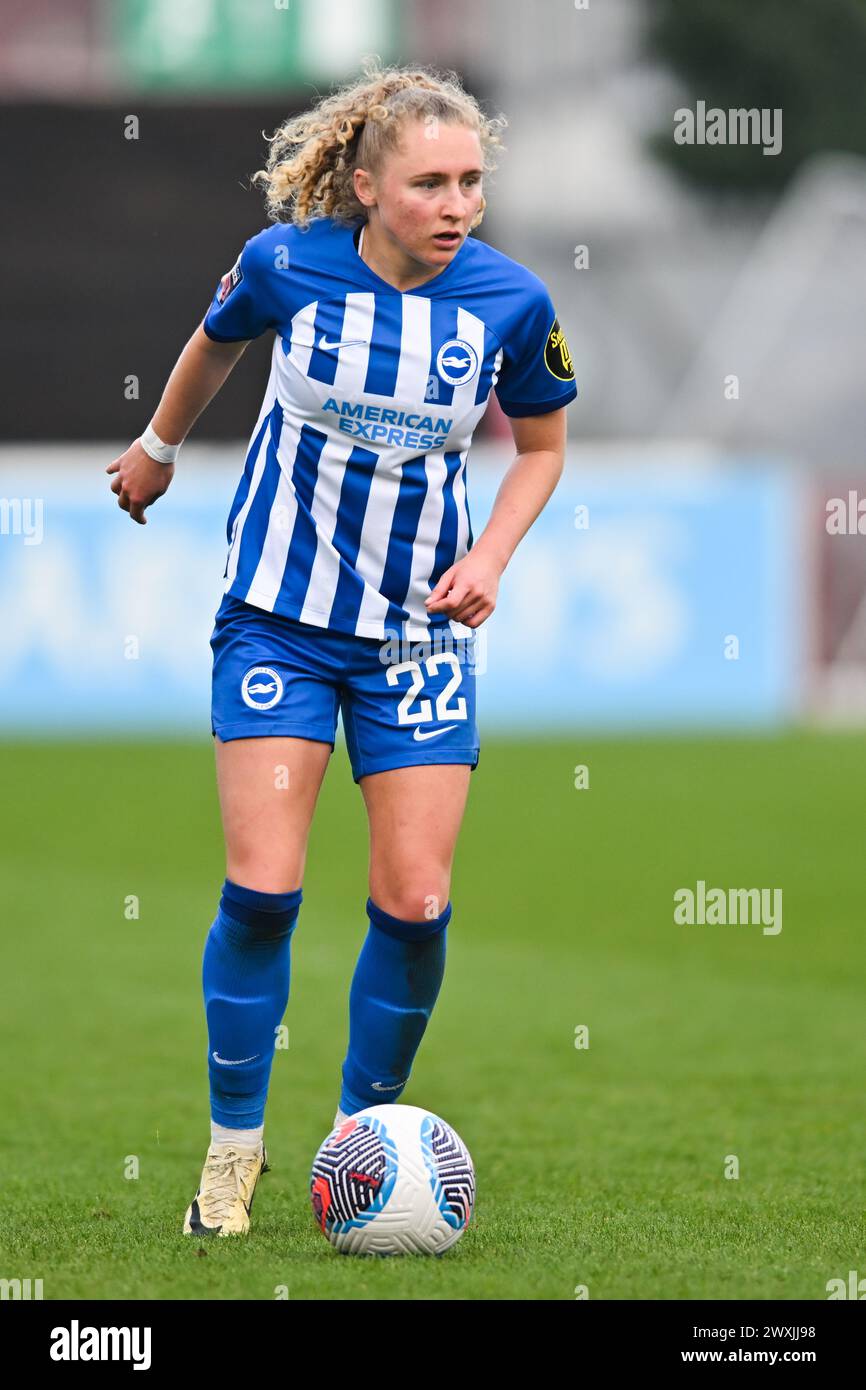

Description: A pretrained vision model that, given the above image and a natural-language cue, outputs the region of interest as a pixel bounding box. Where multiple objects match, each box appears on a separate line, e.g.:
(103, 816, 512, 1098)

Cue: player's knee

(369, 875, 451, 924)
(226, 853, 304, 895)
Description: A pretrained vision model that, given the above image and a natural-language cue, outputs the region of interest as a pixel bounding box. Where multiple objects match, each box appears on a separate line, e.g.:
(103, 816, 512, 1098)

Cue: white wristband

(140, 422, 181, 465)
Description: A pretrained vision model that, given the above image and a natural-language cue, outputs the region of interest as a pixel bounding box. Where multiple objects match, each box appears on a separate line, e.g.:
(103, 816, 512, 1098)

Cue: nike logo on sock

(212, 1051, 259, 1066)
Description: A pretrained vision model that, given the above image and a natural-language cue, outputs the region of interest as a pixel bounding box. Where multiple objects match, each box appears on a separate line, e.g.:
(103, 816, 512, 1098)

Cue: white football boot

(182, 1141, 269, 1237)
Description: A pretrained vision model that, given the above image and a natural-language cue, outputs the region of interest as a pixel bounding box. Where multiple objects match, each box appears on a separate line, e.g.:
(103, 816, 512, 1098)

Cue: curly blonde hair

(251, 56, 507, 231)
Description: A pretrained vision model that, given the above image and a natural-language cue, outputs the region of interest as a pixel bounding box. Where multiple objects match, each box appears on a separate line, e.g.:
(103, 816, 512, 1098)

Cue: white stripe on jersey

(331, 292, 376, 395)
(353, 452, 403, 634)
(246, 414, 302, 611)
(224, 403, 273, 589)
(298, 435, 357, 626)
(394, 295, 432, 401)
(403, 447, 449, 639)
(299, 293, 378, 625)
(284, 299, 318, 378)
(452, 452, 471, 568)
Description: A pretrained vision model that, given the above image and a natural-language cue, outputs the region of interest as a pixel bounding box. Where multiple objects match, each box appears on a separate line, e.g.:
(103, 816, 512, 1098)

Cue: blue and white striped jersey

(203, 217, 576, 641)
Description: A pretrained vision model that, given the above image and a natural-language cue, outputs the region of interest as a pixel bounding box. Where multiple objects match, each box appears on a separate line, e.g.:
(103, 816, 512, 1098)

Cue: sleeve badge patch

(544, 317, 574, 381)
(217, 258, 244, 304)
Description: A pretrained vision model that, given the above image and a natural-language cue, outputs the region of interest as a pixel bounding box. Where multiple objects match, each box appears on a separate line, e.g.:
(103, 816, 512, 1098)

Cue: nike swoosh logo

(371, 1080, 406, 1091)
(212, 1051, 259, 1066)
(317, 335, 369, 351)
(413, 724, 458, 742)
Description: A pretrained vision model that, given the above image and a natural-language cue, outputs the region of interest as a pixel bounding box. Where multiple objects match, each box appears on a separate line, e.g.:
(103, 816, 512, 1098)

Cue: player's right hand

(106, 439, 174, 525)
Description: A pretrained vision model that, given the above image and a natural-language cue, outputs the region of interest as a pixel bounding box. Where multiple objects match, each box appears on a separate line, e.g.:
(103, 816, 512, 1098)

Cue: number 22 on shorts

(386, 653, 468, 730)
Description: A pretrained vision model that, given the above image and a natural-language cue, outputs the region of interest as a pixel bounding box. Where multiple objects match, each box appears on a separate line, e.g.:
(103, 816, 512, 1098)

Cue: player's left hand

(424, 550, 501, 627)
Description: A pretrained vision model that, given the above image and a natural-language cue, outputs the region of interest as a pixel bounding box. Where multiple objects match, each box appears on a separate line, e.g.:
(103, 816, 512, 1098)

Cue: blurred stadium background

(2, 0, 866, 1300)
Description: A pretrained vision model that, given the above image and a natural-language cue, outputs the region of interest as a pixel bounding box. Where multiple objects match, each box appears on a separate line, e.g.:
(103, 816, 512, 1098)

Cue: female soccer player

(107, 61, 576, 1236)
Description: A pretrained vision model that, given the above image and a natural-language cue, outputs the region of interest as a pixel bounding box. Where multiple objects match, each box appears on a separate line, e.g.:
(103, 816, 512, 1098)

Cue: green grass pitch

(1, 732, 863, 1300)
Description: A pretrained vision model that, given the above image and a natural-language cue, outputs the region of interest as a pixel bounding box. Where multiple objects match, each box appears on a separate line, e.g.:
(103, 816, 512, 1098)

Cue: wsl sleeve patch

(544, 317, 574, 382)
(217, 258, 244, 304)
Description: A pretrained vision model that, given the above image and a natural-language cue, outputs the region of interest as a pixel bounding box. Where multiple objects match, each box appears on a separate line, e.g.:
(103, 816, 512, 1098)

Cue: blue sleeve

(494, 284, 577, 417)
(202, 232, 276, 342)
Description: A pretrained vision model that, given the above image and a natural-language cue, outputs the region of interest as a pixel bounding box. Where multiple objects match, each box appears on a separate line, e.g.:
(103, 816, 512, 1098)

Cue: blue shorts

(210, 593, 480, 784)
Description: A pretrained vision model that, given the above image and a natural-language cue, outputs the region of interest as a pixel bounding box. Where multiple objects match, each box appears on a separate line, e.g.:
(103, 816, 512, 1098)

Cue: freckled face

(359, 119, 484, 268)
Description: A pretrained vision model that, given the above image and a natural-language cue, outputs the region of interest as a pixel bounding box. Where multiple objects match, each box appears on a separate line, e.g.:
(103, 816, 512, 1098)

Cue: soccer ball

(310, 1104, 475, 1256)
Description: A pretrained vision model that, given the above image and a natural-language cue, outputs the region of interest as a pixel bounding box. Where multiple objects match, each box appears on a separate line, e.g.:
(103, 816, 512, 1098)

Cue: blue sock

(203, 878, 302, 1129)
(339, 897, 451, 1114)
